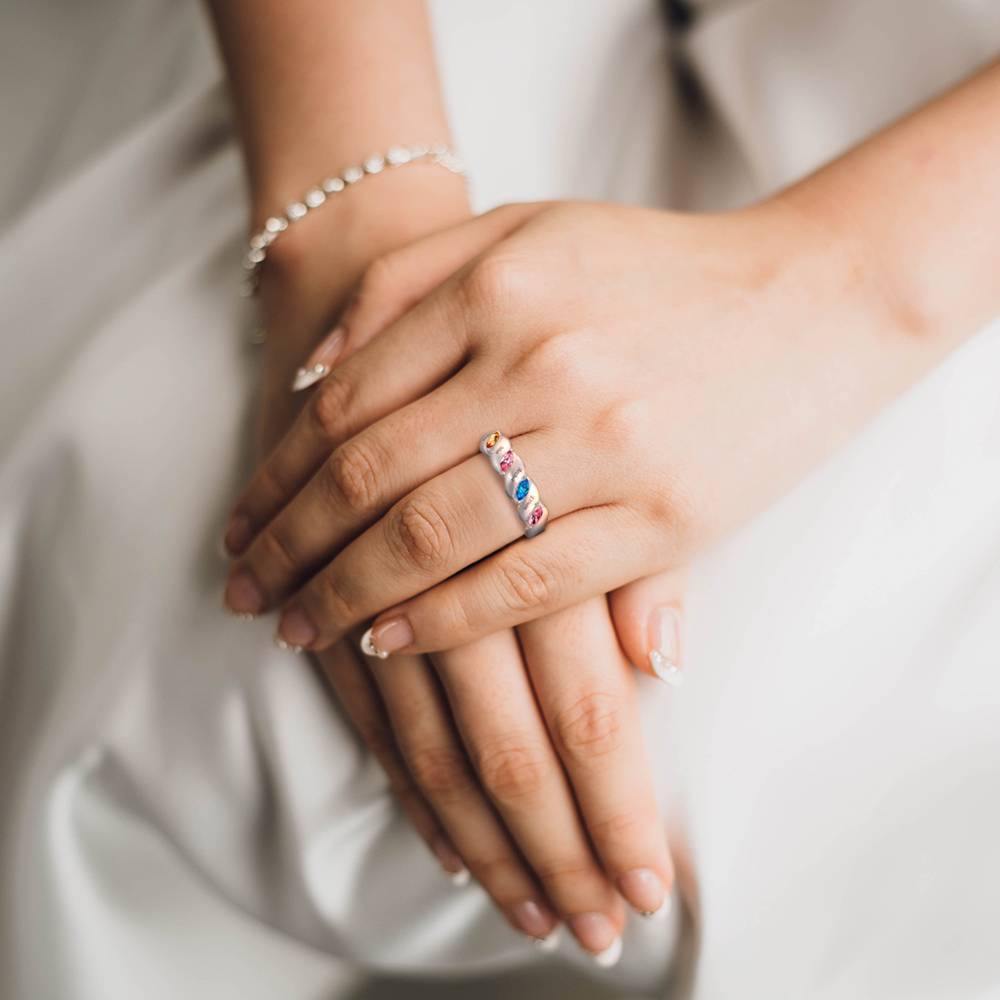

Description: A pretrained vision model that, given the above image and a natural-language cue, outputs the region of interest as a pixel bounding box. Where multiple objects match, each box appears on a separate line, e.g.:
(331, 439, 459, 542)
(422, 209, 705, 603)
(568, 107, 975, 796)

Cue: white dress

(2, 2, 1000, 998)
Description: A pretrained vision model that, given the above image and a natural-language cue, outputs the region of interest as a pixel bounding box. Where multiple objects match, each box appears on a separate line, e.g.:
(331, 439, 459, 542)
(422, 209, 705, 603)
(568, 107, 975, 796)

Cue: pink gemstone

(528, 505, 545, 526)
(499, 450, 514, 472)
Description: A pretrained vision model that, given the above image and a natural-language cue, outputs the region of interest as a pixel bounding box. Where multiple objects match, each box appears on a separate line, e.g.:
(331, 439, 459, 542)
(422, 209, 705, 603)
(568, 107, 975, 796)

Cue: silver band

(242, 143, 465, 297)
(479, 431, 549, 538)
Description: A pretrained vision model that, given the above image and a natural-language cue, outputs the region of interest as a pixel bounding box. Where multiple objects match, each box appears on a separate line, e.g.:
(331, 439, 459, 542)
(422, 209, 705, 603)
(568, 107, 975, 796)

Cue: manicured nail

(430, 836, 469, 886)
(224, 514, 252, 556)
(291, 326, 345, 392)
(534, 928, 561, 953)
(359, 626, 388, 660)
(368, 616, 414, 655)
(277, 607, 318, 649)
(618, 867, 666, 916)
(648, 605, 683, 685)
(273, 635, 303, 654)
(224, 570, 265, 616)
(568, 913, 620, 964)
(511, 900, 559, 944)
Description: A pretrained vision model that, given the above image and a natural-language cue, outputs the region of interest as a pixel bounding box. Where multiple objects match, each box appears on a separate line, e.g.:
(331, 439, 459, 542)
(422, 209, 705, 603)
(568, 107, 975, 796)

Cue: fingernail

(648, 605, 683, 686)
(277, 607, 318, 648)
(430, 837, 469, 886)
(274, 635, 303, 654)
(224, 570, 265, 616)
(369, 616, 414, 655)
(569, 913, 620, 964)
(359, 626, 389, 660)
(511, 900, 559, 944)
(618, 868, 666, 916)
(290, 327, 345, 392)
(224, 514, 252, 556)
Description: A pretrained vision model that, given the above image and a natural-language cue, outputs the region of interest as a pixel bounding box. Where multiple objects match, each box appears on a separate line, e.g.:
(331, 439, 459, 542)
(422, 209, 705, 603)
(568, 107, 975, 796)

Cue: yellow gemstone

(486, 431, 501, 450)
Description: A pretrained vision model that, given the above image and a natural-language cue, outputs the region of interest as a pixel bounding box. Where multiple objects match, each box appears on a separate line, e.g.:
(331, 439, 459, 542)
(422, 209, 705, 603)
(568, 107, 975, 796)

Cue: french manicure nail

(274, 635, 302, 654)
(618, 867, 666, 916)
(569, 913, 619, 962)
(592, 937, 623, 968)
(511, 900, 559, 944)
(224, 570, 265, 616)
(369, 616, 414, 655)
(648, 605, 683, 686)
(359, 626, 389, 659)
(430, 837, 469, 885)
(534, 928, 561, 953)
(223, 514, 252, 556)
(277, 607, 318, 648)
(290, 327, 345, 392)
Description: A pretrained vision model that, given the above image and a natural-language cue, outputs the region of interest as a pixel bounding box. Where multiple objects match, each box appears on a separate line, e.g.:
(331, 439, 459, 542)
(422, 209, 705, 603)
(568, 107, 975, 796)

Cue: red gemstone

(529, 505, 545, 526)
(499, 450, 514, 472)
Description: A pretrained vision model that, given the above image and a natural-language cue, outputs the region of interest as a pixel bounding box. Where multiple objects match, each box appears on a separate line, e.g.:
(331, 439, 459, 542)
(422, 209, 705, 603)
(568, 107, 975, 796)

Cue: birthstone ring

(479, 431, 549, 538)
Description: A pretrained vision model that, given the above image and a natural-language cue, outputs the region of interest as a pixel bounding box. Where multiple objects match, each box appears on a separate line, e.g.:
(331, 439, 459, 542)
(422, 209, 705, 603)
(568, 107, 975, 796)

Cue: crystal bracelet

(241, 143, 465, 296)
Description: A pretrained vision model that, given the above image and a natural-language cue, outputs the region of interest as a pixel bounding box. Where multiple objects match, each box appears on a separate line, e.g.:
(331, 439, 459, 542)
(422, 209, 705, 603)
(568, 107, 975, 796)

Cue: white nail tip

(449, 868, 471, 887)
(592, 937, 623, 968)
(274, 636, 303, 653)
(648, 605, 683, 685)
(290, 363, 331, 392)
(534, 928, 561, 953)
(360, 627, 389, 659)
(640, 894, 673, 921)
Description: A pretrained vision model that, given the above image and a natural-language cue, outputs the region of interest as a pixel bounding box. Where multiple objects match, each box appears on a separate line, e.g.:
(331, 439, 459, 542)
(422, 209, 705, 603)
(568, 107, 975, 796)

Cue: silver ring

(479, 431, 549, 538)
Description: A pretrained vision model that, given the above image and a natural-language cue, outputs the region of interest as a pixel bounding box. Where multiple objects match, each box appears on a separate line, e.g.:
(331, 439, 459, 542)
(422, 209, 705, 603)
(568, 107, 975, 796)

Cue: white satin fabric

(2, 2, 999, 998)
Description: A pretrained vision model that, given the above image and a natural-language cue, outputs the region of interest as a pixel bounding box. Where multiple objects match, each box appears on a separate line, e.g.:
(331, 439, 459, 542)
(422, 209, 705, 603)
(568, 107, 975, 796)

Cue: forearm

(784, 57, 1000, 357)
(204, 0, 455, 221)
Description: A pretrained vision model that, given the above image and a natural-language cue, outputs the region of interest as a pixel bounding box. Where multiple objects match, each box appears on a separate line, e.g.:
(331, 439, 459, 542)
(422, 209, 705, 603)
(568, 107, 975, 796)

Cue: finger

(312, 640, 465, 881)
(269, 429, 609, 648)
(226, 365, 495, 615)
(366, 636, 562, 948)
(223, 270, 470, 558)
(517, 597, 674, 919)
(431, 629, 627, 963)
(607, 569, 688, 685)
(360, 503, 666, 656)
(291, 202, 545, 391)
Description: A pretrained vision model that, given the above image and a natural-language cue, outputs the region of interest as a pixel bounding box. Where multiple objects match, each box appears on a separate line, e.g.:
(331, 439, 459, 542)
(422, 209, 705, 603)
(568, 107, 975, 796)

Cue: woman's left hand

(223, 196, 912, 654)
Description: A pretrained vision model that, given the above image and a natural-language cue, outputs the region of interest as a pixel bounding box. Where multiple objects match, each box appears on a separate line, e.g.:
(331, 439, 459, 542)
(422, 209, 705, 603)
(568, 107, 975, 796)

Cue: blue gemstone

(515, 478, 531, 501)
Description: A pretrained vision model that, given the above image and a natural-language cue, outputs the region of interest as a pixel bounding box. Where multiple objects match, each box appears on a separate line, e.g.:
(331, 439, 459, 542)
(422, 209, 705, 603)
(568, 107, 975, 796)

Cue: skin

(220, 55, 1000, 949)
(207, 0, 677, 960)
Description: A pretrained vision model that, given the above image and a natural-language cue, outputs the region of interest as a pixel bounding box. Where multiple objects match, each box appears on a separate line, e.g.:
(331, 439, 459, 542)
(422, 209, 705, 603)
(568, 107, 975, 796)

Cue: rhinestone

(528, 505, 545, 526)
(304, 188, 326, 208)
(485, 431, 501, 450)
(363, 154, 385, 174)
(322, 176, 345, 193)
(247, 248, 265, 264)
(286, 201, 308, 221)
(264, 216, 287, 233)
(386, 146, 411, 166)
(515, 479, 531, 502)
(499, 450, 514, 472)
(343, 165, 364, 184)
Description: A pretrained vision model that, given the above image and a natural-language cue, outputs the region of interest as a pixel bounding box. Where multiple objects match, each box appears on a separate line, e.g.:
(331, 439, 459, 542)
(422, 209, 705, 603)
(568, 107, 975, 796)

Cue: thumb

(607, 569, 687, 686)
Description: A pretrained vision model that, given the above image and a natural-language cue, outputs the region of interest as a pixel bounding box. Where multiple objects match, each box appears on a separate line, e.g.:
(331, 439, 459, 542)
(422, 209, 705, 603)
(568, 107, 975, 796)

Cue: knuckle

(407, 745, 475, 801)
(466, 854, 531, 902)
(533, 858, 599, 892)
(389, 493, 456, 573)
(310, 567, 357, 625)
(357, 254, 397, 306)
(586, 807, 653, 850)
(461, 255, 532, 316)
(553, 691, 625, 763)
(256, 526, 299, 578)
(326, 438, 384, 514)
(311, 371, 354, 441)
(475, 739, 547, 804)
(495, 554, 558, 615)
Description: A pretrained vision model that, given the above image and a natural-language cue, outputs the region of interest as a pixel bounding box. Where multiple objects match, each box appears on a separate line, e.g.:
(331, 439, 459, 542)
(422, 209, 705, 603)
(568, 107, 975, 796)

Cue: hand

(241, 188, 678, 959)
(224, 197, 902, 655)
